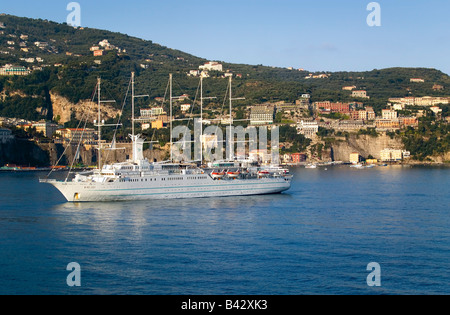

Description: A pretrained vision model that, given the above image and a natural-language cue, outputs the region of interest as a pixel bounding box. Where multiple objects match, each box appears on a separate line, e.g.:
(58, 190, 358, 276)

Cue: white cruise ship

(41, 149, 292, 202)
(40, 74, 292, 202)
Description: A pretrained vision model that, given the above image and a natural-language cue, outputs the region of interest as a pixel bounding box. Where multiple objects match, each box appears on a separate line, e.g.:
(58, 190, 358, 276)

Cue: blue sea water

(0, 165, 449, 295)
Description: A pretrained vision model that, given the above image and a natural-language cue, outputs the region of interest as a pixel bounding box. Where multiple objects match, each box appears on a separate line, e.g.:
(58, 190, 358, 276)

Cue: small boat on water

(305, 164, 317, 169)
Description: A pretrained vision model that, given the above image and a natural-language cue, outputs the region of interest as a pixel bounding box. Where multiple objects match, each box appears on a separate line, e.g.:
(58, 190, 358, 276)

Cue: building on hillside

(290, 153, 307, 163)
(382, 109, 398, 120)
(430, 106, 443, 115)
(388, 96, 449, 106)
(297, 120, 318, 139)
(432, 84, 444, 91)
(180, 104, 191, 112)
(410, 78, 425, 83)
(151, 120, 164, 130)
(140, 107, 165, 117)
(314, 101, 350, 114)
(352, 90, 370, 99)
(380, 149, 404, 162)
(295, 96, 311, 110)
(56, 128, 97, 144)
(336, 120, 365, 131)
(366, 107, 376, 120)
(34, 42, 48, 48)
(0, 65, 31, 76)
(32, 121, 61, 138)
(199, 61, 223, 72)
(250, 105, 274, 126)
(93, 50, 104, 56)
(375, 118, 400, 130)
(399, 116, 418, 127)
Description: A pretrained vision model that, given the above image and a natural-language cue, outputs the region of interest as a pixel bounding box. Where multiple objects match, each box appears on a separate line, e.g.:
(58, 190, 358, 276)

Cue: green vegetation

(279, 125, 311, 153)
(0, 14, 449, 162)
(401, 119, 449, 160)
(357, 128, 379, 137)
(317, 126, 334, 138)
(319, 112, 350, 120)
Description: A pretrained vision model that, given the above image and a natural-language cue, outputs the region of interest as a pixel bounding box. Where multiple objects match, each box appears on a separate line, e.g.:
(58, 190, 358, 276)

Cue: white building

(380, 148, 404, 162)
(140, 107, 165, 117)
(199, 61, 223, 72)
(180, 104, 191, 112)
(188, 70, 200, 77)
(297, 120, 319, 139)
(430, 106, 442, 115)
(382, 109, 398, 120)
(392, 103, 405, 111)
(34, 42, 48, 48)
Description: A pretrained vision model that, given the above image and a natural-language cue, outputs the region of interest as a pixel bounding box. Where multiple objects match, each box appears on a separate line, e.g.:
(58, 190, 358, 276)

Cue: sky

(2, 0, 450, 74)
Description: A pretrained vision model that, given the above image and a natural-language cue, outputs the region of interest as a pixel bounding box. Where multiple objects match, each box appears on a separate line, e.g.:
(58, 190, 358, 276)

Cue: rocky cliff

(330, 133, 404, 161)
(50, 92, 121, 124)
(0, 139, 50, 166)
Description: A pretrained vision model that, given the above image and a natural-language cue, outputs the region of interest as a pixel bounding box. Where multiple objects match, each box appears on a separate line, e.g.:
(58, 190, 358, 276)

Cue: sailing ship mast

(95, 77, 116, 171)
(97, 77, 102, 171)
(130, 72, 149, 162)
(170, 74, 173, 161)
(227, 76, 245, 161)
(199, 76, 216, 163)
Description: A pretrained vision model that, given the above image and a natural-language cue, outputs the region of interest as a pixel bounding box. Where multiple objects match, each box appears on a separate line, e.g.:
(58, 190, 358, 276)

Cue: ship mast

(199, 76, 216, 163)
(227, 76, 245, 161)
(170, 73, 173, 162)
(97, 77, 102, 171)
(95, 77, 116, 171)
(130, 72, 149, 162)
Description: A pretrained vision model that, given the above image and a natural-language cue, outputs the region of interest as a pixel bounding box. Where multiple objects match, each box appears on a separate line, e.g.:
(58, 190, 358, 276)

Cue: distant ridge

(0, 14, 449, 122)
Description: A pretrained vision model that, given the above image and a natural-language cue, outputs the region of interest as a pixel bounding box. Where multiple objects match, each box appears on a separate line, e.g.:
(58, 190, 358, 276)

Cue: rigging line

(149, 78, 170, 146)
(65, 83, 103, 181)
(65, 110, 90, 182)
(46, 84, 98, 178)
(184, 78, 201, 131)
(219, 79, 230, 120)
(103, 76, 131, 163)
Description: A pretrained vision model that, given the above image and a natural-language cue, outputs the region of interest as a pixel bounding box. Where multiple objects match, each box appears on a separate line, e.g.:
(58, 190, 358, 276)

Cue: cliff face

(0, 139, 50, 166)
(331, 134, 404, 161)
(50, 92, 121, 124)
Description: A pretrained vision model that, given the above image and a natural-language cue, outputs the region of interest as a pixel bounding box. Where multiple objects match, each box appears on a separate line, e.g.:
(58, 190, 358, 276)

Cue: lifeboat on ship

(211, 170, 225, 179)
(257, 170, 270, 177)
(227, 170, 240, 179)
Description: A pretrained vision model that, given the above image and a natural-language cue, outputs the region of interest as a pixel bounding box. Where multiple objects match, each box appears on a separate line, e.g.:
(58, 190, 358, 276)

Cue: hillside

(1, 14, 450, 122)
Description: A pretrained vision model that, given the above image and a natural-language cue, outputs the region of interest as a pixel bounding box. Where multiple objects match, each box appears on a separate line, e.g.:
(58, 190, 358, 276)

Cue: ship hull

(42, 176, 291, 202)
